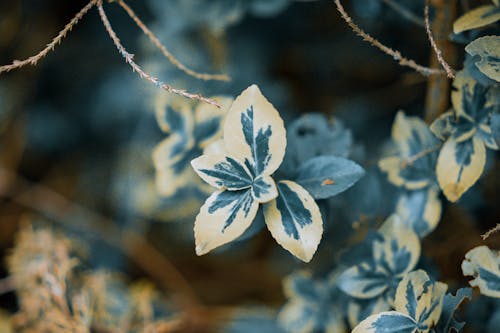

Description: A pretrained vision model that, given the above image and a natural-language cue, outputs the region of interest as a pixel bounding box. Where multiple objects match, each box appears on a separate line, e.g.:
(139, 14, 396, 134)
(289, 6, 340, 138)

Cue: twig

(482, 224, 500, 240)
(0, 167, 201, 310)
(333, 0, 443, 76)
(0, 276, 14, 295)
(0, 0, 98, 74)
(382, 0, 425, 27)
(115, 0, 230, 82)
(401, 144, 442, 168)
(96, 0, 221, 108)
(424, 0, 455, 79)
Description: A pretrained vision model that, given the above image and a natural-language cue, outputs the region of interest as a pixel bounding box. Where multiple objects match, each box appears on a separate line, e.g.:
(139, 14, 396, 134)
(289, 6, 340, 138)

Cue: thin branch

(0, 0, 98, 74)
(401, 144, 441, 168)
(96, 0, 221, 108)
(482, 224, 500, 240)
(333, 0, 444, 76)
(115, 0, 230, 82)
(382, 0, 425, 27)
(424, 0, 455, 79)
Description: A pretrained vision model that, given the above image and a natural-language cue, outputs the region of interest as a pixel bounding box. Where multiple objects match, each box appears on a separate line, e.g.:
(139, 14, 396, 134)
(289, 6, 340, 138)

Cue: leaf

(155, 94, 193, 133)
(191, 155, 254, 190)
(223, 84, 286, 177)
(352, 311, 418, 333)
(379, 112, 439, 190)
(430, 111, 455, 141)
(462, 246, 500, 298)
(435, 288, 472, 333)
(453, 5, 500, 34)
(395, 270, 447, 329)
(224, 308, 287, 333)
(337, 263, 390, 299)
(295, 155, 365, 199)
(263, 180, 323, 262)
(395, 187, 442, 238)
(194, 189, 259, 255)
(194, 96, 233, 147)
(347, 297, 391, 329)
(375, 215, 421, 277)
(466, 36, 500, 83)
(436, 136, 486, 202)
(283, 113, 353, 173)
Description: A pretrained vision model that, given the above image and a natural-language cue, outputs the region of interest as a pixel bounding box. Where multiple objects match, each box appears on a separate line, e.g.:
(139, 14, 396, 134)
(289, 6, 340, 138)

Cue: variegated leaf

(436, 288, 472, 333)
(263, 180, 323, 262)
(430, 111, 455, 141)
(337, 263, 390, 299)
(465, 36, 500, 83)
(223, 84, 286, 177)
(453, 4, 500, 34)
(395, 188, 442, 238)
(375, 215, 421, 277)
(492, 113, 500, 147)
(352, 311, 418, 333)
(462, 246, 500, 298)
(379, 112, 439, 190)
(394, 270, 447, 329)
(436, 136, 486, 202)
(191, 155, 254, 190)
(155, 94, 194, 133)
(194, 189, 259, 255)
(295, 155, 365, 199)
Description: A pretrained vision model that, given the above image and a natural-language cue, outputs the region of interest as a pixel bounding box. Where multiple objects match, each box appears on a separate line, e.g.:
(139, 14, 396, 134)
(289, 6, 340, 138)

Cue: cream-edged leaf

(223, 84, 286, 176)
(395, 270, 447, 329)
(453, 5, 500, 34)
(194, 96, 233, 148)
(155, 93, 194, 134)
(462, 246, 500, 298)
(347, 297, 391, 329)
(194, 189, 258, 255)
(191, 154, 253, 190)
(436, 136, 486, 202)
(430, 111, 455, 141)
(395, 188, 442, 238)
(251, 175, 278, 203)
(263, 180, 323, 262)
(352, 311, 418, 333)
(465, 36, 500, 82)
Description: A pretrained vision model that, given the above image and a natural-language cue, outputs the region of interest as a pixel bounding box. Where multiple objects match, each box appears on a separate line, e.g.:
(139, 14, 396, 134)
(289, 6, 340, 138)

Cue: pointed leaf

(430, 111, 455, 141)
(453, 5, 500, 34)
(194, 190, 258, 255)
(347, 297, 391, 329)
(251, 175, 278, 203)
(295, 155, 365, 199)
(437, 136, 486, 202)
(395, 188, 442, 238)
(223, 85, 286, 176)
(263, 180, 323, 262)
(465, 36, 500, 83)
(352, 311, 418, 333)
(462, 246, 500, 298)
(191, 155, 253, 190)
(436, 288, 472, 333)
(395, 270, 447, 328)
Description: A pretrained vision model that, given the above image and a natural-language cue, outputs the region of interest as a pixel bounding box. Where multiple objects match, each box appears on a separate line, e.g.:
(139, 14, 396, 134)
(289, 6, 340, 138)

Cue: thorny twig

(97, 0, 221, 107)
(482, 224, 500, 240)
(0, 0, 98, 73)
(0, 0, 222, 107)
(424, 0, 455, 78)
(402, 144, 442, 168)
(333, 0, 444, 77)
(115, 0, 230, 82)
(382, 0, 425, 27)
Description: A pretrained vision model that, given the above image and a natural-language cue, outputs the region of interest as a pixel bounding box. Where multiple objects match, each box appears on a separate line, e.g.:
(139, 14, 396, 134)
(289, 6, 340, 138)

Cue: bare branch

(482, 224, 500, 240)
(115, 0, 230, 82)
(425, 0, 455, 79)
(333, 0, 444, 77)
(96, 0, 221, 107)
(0, 0, 98, 74)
